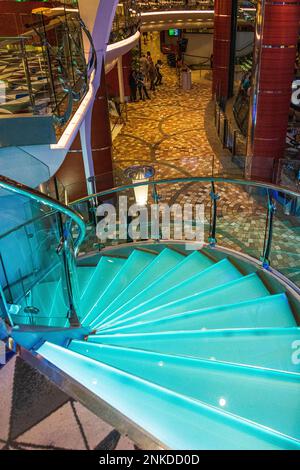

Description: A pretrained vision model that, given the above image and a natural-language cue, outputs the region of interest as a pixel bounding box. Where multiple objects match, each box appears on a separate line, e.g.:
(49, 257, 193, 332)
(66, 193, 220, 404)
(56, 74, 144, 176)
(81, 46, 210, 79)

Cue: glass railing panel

(0, 147, 50, 189)
(110, 1, 141, 44)
(0, 36, 37, 116)
(71, 179, 212, 256)
(269, 191, 300, 288)
(137, 1, 215, 11)
(0, 6, 91, 143)
(208, 182, 268, 262)
(277, 159, 300, 192)
(0, 180, 84, 328)
(69, 176, 300, 294)
(71, 186, 137, 255)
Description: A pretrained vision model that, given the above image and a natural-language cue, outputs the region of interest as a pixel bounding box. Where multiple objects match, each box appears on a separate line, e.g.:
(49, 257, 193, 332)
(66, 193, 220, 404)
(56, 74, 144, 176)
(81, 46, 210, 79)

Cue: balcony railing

(137, 1, 214, 11)
(110, 1, 141, 44)
(0, 7, 96, 145)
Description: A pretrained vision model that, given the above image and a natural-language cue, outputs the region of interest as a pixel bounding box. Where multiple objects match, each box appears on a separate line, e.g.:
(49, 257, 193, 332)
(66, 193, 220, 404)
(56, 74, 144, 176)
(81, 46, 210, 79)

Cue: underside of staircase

(12, 244, 300, 450)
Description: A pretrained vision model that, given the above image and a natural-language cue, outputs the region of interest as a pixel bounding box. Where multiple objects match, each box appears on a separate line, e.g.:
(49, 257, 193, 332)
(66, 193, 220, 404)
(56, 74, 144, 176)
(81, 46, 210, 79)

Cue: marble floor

(112, 61, 300, 286)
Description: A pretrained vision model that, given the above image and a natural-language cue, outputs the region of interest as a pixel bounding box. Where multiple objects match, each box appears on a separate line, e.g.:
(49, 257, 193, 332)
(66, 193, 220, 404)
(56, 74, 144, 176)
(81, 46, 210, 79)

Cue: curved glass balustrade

(110, 1, 141, 45)
(137, 1, 214, 11)
(0, 173, 299, 332)
(70, 177, 300, 291)
(0, 5, 95, 142)
(0, 175, 85, 329)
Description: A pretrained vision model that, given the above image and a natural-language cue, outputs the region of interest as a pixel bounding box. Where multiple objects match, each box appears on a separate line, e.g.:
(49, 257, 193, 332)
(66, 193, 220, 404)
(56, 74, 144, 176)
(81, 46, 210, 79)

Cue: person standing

(136, 70, 150, 100)
(155, 60, 163, 86)
(140, 54, 150, 81)
(129, 69, 137, 102)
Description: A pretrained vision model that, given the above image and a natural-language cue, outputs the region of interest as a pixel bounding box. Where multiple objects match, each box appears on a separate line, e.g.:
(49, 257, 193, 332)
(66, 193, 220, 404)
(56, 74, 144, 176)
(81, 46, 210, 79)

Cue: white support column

(79, 109, 95, 195)
(117, 55, 125, 104)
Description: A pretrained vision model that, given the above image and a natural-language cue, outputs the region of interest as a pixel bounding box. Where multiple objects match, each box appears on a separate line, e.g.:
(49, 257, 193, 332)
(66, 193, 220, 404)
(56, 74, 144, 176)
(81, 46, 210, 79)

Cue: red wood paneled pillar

(247, 0, 300, 181)
(91, 63, 114, 178)
(57, 65, 113, 201)
(212, 0, 233, 102)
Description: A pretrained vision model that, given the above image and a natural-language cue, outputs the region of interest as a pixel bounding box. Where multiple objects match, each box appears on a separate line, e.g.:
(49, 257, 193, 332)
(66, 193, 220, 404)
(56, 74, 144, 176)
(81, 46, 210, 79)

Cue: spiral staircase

(30, 244, 300, 450)
(1, 179, 300, 450)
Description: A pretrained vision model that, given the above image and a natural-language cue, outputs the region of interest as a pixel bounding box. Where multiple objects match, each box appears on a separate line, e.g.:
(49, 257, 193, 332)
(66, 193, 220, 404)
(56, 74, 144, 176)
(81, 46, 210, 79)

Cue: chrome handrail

(0, 175, 86, 251)
(70, 176, 300, 206)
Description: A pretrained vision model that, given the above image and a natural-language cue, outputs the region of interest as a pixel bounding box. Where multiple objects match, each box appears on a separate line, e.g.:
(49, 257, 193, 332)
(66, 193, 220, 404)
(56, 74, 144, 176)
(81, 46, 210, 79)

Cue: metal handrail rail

(70, 176, 300, 206)
(0, 175, 86, 251)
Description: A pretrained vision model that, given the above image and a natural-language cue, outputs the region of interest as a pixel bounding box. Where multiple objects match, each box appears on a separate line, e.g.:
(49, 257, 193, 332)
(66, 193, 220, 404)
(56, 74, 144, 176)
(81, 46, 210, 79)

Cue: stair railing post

(0, 284, 14, 328)
(56, 212, 80, 326)
(209, 181, 220, 247)
(262, 190, 276, 269)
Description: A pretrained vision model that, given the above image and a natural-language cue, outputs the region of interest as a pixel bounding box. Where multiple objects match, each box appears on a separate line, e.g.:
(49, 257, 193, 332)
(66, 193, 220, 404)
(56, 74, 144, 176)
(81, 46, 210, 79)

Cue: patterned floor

(112, 60, 300, 286)
(0, 355, 135, 450)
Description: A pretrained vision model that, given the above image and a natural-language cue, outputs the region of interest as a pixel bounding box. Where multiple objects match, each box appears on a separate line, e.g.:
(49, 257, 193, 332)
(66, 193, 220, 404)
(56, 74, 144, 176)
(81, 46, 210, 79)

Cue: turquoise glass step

(99, 294, 295, 335)
(86, 250, 156, 327)
(79, 256, 126, 323)
(32, 281, 57, 315)
(80, 256, 125, 301)
(50, 279, 68, 319)
(98, 273, 270, 332)
(96, 250, 214, 329)
(95, 248, 184, 326)
(38, 341, 300, 450)
(95, 259, 242, 330)
(89, 328, 300, 373)
(76, 266, 95, 297)
(69, 341, 300, 441)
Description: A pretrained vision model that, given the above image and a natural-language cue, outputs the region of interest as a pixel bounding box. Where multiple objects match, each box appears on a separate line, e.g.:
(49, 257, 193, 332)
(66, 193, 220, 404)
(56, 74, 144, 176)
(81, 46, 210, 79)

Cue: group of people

(129, 51, 164, 102)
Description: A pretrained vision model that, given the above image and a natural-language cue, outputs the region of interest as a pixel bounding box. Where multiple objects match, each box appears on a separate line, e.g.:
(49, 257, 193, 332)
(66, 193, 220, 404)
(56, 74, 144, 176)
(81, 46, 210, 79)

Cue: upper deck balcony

(0, 4, 96, 149)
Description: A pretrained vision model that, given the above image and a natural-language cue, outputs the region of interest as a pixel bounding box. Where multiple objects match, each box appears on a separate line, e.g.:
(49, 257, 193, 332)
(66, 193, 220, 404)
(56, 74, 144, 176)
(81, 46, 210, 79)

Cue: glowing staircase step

(96, 259, 242, 330)
(32, 281, 58, 315)
(99, 294, 296, 335)
(69, 341, 300, 441)
(76, 266, 95, 297)
(89, 328, 300, 373)
(96, 250, 214, 329)
(98, 273, 270, 331)
(83, 250, 156, 327)
(37, 341, 300, 450)
(79, 256, 126, 322)
(93, 248, 184, 324)
(49, 280, 68, 319)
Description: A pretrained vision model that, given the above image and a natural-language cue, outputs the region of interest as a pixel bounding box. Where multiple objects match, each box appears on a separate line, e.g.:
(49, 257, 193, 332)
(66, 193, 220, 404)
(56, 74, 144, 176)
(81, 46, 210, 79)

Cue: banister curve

(0, 175, 86, 251)
(70, 176, 300, 206)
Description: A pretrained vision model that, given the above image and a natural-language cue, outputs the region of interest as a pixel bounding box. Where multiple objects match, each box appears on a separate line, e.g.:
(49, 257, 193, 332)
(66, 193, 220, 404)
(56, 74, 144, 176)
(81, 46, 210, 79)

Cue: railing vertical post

(57, 212, 80, 326)
(233, 130, 237, 156)
(152, 183, 159, 204)
(262, 191, 276, 268)
(223, 118, 228, 148)
(20, 38, 35, 112)
(0, 284, 14, 328)
(209, 182, 219, 247)
(217, 107, 221, 136)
